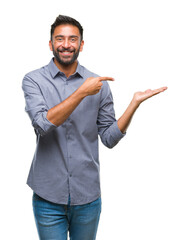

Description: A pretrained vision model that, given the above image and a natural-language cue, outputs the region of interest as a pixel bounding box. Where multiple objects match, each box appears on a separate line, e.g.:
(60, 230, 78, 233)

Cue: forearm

(47, 76, 114, 126)
(117, 99, 140, 133)
(47, 88, 86, 126)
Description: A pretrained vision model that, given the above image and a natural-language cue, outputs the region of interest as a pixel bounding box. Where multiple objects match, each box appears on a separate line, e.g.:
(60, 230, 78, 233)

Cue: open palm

(133, 87, 167, 105)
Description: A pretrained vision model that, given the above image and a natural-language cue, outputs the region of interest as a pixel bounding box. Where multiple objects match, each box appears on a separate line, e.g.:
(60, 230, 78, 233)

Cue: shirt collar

(48, 58, 84, 79)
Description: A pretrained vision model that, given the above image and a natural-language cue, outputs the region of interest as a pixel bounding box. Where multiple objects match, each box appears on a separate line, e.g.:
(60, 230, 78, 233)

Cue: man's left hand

(132, 86, 168, 106)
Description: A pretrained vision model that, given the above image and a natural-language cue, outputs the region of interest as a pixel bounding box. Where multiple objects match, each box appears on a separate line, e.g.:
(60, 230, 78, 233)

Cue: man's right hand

(79, 77, 114, 96)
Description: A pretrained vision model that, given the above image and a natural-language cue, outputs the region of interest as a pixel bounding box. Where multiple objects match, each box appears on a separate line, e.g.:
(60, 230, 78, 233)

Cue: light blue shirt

(22, 58, 125, 205)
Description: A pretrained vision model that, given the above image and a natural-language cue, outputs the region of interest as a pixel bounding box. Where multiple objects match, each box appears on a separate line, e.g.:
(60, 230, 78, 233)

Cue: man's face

(49, 24, 84, 66)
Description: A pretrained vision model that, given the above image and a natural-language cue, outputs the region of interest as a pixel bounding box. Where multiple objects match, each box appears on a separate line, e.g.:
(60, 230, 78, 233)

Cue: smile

(59, 51, 74, 56)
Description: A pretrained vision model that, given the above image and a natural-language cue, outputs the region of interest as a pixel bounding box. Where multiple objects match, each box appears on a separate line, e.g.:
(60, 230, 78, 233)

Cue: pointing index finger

(98, 77, 115, 82)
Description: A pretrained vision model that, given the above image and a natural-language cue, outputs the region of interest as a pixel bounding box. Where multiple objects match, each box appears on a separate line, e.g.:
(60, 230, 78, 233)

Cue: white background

(0, 0, 189, 239)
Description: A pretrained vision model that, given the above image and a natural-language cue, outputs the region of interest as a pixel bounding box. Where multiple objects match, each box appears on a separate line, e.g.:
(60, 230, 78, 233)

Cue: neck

(54, 58, 78, 78)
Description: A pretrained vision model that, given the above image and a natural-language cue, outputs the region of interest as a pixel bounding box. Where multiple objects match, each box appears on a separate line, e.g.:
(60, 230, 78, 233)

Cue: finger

(94, 89, 100, 94)
(154, 86, 168, 92)
(98, 77, 115, 82)
(152, 86, 168, 95)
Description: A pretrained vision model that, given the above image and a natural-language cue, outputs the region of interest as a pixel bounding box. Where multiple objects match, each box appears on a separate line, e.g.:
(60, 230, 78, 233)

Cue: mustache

(57, 47, 74, 53)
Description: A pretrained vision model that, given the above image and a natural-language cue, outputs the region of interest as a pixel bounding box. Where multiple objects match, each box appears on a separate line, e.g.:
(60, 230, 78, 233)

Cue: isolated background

(0, 0, 189, 239)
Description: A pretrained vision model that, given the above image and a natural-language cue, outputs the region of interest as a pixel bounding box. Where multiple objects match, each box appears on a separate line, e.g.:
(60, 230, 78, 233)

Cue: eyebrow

(54, 35, 79, 39)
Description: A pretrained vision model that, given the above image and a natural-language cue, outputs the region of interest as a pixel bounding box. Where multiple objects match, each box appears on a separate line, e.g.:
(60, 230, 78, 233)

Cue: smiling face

(49, 24, 84, 66)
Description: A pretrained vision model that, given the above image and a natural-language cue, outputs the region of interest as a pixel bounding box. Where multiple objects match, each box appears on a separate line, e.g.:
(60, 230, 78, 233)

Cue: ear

(49, 40, 53, 51)
(79, 40, 84, 52)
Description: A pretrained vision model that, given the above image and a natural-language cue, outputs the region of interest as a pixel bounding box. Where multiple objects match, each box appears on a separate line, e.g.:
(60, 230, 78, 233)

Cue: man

(22, 15, 167, 240)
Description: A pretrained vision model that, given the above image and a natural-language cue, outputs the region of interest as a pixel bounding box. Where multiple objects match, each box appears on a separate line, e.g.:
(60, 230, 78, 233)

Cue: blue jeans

(32, 193, 101, 240)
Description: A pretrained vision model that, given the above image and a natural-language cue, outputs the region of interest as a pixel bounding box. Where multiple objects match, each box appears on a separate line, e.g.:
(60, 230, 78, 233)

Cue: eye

(70, 38, 76, 42)
(55, 37, 64, 42)
(57, 38, 63, 42)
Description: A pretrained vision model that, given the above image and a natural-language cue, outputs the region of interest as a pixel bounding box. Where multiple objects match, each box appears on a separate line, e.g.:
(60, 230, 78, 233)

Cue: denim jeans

(32, 193, 101, 240)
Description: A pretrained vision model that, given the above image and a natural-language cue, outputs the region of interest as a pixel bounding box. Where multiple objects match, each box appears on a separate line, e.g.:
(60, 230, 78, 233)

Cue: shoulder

(23, 64, 49, 84)
(79, 64, 99, 79)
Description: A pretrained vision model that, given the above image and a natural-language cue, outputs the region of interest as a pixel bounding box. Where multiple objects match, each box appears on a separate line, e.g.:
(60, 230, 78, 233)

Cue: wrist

(76, 86, 88, 99)
(130, 98, 140, 109)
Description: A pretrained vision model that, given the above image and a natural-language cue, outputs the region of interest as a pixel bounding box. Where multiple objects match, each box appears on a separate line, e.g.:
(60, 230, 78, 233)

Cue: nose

(62, 38, 70, 49)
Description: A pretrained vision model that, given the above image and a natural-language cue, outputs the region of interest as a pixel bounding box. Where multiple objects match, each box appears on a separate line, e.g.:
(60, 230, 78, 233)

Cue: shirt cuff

(33, 111, 57, 136)
(110, 121, 126, 142)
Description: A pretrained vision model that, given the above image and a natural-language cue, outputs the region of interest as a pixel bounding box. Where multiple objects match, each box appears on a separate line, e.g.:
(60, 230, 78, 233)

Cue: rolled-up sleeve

(22, 75, 57, 136)
(97, 82, 125, 148)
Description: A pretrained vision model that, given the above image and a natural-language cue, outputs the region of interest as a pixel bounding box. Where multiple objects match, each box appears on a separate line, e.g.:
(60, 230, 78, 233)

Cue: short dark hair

(50, 15, 83, 41)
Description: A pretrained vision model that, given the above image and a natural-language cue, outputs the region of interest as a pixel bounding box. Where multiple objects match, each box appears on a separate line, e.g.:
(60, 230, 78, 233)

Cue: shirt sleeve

(22, 75, 57, 136)
(97, 81, 126, 148)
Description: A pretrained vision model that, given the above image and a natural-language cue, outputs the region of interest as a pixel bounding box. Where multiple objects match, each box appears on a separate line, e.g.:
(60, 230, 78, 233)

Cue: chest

(39, 76, 100, 116)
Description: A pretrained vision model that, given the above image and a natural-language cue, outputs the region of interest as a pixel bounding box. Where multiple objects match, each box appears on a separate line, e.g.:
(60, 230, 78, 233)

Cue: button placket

(66, 118, 73, 180)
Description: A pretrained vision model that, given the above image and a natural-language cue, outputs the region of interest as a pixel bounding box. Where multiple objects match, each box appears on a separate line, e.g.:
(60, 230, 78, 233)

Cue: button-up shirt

(22, 58, 125, 205)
